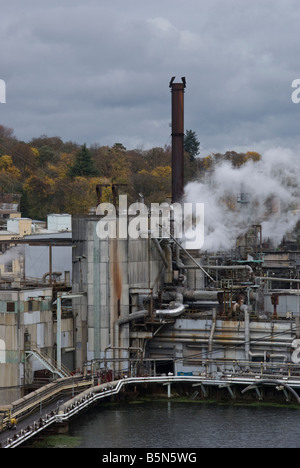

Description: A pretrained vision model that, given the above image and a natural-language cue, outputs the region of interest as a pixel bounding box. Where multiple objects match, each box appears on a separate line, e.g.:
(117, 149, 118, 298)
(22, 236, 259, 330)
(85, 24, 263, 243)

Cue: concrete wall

(47, 214, 71, 232)
(72, 215, 163, 370)
(0, 287, 53, 405)
(146, 317, 296, 376)
(7, 218, 32, 236)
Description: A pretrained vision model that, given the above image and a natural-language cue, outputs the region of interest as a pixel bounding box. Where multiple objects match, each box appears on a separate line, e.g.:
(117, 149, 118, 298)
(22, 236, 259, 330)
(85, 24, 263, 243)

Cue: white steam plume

(0, 245, 24, 265)
(184, 147, 300, 251)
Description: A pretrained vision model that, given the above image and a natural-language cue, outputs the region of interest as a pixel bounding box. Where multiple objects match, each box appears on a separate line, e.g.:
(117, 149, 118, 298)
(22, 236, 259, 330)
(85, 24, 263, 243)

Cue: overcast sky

(1, 0, 300, 155)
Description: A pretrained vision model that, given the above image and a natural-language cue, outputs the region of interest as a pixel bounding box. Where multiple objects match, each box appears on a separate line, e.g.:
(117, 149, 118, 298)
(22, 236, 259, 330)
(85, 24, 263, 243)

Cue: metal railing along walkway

(3, 372, 300, 448)
(0, 374, 91, 448)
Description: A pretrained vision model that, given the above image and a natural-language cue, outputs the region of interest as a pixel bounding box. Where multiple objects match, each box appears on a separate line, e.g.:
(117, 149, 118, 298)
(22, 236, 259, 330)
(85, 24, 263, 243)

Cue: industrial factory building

(1, 78, 300, 407)
(0, 214, 73, 404)
(71, 212, 300, 379)
(69, 78, 300, 382)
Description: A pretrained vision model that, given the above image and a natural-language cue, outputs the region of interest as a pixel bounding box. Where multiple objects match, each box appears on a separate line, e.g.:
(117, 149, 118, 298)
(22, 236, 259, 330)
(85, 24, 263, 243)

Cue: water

(68, 401, 300, 448)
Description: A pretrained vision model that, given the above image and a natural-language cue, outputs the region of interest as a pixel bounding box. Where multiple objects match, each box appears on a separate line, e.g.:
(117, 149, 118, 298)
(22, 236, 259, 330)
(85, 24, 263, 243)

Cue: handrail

(57, 373, 300, 422)
(3, 371, 300, 448)
(26, 342, 71, 378)
(0, 375, 91, 431)
(2, 356, 300, 441)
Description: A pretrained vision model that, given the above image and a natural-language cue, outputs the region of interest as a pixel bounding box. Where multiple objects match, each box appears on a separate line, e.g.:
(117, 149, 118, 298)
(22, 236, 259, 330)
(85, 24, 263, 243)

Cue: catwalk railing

(3, 372, 300, 448)
(3, 358, 300, 448)
(0, 375, 91, 433)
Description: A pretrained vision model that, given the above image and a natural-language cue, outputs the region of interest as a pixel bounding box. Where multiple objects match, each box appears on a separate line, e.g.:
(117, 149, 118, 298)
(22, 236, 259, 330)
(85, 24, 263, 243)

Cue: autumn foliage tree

(198, 150, 262, 175)
(0, 124, 262, 220)
(0, 155, 21, 192)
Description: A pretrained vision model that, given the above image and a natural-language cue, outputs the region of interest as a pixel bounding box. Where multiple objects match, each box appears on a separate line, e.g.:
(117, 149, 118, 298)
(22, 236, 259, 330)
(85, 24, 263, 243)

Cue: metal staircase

(25, 345, 71, 379)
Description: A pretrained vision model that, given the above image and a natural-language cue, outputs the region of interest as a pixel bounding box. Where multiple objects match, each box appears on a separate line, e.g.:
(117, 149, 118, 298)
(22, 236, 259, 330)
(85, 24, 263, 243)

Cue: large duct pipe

(176, 246, 253, 275)
(256, 276, 300, 285)
(155, 302, 186, 318)
(170, 77, 186, 203)
(114, 310, 149, 376)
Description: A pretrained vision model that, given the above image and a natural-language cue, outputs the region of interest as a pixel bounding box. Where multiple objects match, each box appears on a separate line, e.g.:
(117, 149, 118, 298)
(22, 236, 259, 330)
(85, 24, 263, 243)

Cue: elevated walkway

(2, 372, 300, 448)
(0, 374, 91, 448)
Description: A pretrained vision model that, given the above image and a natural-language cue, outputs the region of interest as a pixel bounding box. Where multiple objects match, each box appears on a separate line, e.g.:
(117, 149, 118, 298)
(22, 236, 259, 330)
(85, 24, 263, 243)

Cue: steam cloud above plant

(184, 148, 300, 251)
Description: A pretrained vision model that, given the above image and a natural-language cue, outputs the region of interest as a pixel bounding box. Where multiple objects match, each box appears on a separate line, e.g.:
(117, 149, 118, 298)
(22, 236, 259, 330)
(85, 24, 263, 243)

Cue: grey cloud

(0, 0, 300, 153)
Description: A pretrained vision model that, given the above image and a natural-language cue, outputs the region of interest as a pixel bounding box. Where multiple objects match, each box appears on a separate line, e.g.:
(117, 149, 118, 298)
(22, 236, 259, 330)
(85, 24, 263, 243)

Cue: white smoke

(184, 147, 300, 251)
(0, 245, 24, 265)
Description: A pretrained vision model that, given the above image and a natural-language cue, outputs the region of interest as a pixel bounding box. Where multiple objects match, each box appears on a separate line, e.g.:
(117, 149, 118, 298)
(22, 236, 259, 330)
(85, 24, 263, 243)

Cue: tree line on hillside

(0, 125, 261, 220)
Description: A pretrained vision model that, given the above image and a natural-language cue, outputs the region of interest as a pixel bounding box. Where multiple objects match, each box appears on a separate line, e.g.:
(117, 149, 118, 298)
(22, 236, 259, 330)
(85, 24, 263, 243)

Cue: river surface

(68, 401, 300, 448)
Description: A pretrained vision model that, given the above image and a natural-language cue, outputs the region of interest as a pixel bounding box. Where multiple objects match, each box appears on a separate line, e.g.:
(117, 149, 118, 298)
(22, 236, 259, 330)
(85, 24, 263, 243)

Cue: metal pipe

(114, 310, 149, 375)
(152, 335, 292, 347)
(171, 235, 214, 281)
(57, 292, 84, 372)
(155, 302, 185, 318)
(208, 309, 216, 374)
(183, 290, 219, 300)
(49, 244, 52, 286)
(241, 379, 300, 404)
(57, 293, 61, 371)
(175, 245, 253, 276)
(152, 238, 169, 268)
(243, 305, 250, 370)
(256, 276, 300, 284)
(204, 265, 253, 274)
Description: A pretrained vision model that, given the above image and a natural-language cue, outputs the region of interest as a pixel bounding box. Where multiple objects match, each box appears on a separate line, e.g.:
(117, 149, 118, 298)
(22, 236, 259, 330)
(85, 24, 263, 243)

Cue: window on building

(4, 261, 13, 273)
(6, 302, 15, 312)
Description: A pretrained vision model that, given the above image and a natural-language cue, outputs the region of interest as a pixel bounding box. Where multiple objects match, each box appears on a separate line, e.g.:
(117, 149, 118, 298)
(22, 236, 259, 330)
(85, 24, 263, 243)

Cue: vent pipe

(169, 76, 186, 203)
